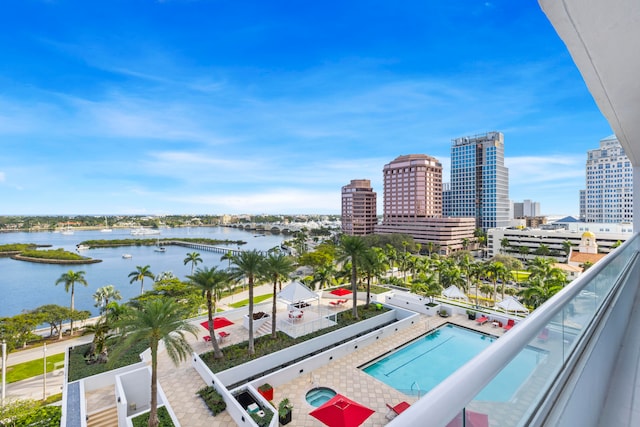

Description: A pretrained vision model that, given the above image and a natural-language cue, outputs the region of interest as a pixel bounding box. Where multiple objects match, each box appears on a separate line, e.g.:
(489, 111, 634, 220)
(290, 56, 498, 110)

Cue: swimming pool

(361, 324, 545, 401)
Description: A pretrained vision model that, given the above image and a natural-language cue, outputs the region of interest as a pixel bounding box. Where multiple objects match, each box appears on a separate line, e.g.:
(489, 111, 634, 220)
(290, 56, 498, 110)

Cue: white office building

(582, 134, 633, 223)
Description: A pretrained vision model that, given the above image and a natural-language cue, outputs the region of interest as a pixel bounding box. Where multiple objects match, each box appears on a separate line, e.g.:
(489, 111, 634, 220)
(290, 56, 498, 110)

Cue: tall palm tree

(338, 235, 368, 319)
(311, 263, 337, 290)
(113, 299, 197, 427)
(485, 261, 507, 302)
(187, 266, 231, 359)
(221, 250, 234, 270)
(230, 250, 265, 356)
(360, 248, 385, 307)
(262, 251, 296, 338)
(183, 252, 203, 275)
(55, 270, 88, 334)
(129, 265, 155, 295)
(501, 238, 511, 254)
(93, 285, 122, 314)
(562, 240, 573, 261)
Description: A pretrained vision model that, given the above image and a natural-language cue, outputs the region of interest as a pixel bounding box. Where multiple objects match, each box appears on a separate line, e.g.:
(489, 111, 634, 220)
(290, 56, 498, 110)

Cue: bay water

(0, 227, 285, 318)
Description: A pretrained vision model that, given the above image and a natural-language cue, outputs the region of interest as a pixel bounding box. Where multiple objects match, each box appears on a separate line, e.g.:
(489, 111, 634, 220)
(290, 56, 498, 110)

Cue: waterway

(0, 227, 286, 318)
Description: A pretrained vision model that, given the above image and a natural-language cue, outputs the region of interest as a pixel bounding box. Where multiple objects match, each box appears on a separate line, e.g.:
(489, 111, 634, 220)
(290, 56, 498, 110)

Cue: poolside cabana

(277, 281, 319, 310)
(495, 296, 529, 314)
(442, 285, 468, 300)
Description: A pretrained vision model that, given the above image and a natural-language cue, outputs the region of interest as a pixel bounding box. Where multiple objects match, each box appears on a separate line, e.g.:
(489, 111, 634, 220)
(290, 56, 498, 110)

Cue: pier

(168, 241, 243, 255)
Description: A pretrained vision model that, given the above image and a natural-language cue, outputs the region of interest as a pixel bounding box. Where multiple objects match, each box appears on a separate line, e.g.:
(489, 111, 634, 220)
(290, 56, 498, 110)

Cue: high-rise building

(449, 131, 510, 230)
(376, 154, 474, 254)
(579, 189, 586, 221)
(382, 154, 442, 225)
(582, 135, 633, 223)
(513, 199, 541, 218)
(341, 179, 377, 235)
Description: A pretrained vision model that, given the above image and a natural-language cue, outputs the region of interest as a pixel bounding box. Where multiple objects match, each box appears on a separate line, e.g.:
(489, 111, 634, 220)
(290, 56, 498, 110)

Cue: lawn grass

(6, 352, 65, 383)
(228, 293, 272, 308)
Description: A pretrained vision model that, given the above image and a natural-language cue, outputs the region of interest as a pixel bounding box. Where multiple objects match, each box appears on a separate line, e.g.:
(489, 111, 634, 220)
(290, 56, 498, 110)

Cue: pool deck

(270, 313, 507, 427)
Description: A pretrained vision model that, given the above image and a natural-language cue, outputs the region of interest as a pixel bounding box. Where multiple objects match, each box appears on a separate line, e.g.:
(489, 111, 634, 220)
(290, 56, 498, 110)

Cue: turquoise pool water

(306, 387, 337, 407)
(362, 324, 545, 401)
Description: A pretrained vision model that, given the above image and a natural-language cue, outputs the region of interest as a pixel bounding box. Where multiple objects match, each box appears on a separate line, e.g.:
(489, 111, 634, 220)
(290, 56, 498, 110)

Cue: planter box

(279, 410, 292, 425)
(257, 387, 273, 401)
(243, 313, 270, 331)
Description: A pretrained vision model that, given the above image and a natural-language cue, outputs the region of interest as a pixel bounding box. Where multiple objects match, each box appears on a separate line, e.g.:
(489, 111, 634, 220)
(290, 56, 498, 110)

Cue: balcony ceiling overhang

(540, 0, 640, 164)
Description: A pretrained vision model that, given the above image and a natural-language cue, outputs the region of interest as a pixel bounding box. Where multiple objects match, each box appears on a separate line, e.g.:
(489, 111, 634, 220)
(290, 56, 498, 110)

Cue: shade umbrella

(445, 409, 489, 427)
(495, 296, 529, 314)
(309, 394, 374, 427)
(442, 285, 468, 300)
(330, 288, 352, 297)
(200, 317, 233, 330)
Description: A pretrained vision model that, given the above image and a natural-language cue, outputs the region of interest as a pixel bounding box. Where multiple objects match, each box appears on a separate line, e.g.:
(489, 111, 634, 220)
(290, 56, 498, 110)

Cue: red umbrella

(309, 394, 374, 427)
(330, 288, 352, 296)
(446, 409, 489, 427)
(200, 317, 233, 330)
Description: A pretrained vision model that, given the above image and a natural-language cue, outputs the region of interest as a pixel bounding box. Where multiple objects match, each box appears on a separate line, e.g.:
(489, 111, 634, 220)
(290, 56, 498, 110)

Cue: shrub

(250, 408, 274, 427)
(197, 386, 226, 416)
(131, 406, 174, 427)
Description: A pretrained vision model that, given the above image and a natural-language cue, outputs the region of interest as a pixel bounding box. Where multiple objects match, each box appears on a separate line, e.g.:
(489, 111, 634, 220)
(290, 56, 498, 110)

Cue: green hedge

(67, 339, 150, 382)
(197, 386, 227, 416)
(0, 406, 61, 427)
(18, 248, 87, 261)
(131, 406, 174, 427)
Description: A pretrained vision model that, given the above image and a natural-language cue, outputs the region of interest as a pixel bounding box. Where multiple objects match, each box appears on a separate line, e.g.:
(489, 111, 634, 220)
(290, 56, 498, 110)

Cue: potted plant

(439, 309, 449, 318)
(278, 398, 293, 425)
(466, 309, 476, 320)
(257, 383, 274, 401)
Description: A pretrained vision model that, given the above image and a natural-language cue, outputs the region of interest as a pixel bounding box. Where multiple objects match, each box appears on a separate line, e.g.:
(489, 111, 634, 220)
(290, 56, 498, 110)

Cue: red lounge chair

(329, 301, 340, 307)
(476, 316, 489, 325)
(386, 401, 411, 419)
(203, 335, 211, 342)
(504, 319, 516, 331)
(218, 331, 230, 342)
(538, 328, 549, 342)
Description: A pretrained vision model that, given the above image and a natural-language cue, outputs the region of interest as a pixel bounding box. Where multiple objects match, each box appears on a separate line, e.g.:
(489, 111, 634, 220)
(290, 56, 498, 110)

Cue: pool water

(362, 324, 545, 401)
(306, 387, 337, 407)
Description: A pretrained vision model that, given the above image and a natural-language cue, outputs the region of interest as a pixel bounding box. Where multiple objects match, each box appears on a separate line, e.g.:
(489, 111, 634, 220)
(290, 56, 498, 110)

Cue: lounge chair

(386, 401, 411, 419)
(203, 335, 211, 342)
(537, 328, 549, 342)
(218, 331, 230, 343)
(476, 316, 489, 325)
(329, 300, 341, 308)
(504, 319, 516, 331)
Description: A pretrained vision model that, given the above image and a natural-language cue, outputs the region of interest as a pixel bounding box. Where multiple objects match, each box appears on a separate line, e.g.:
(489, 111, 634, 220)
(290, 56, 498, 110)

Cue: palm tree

(360, 248, 386, 307)
(500, 238, 511, 254)
(187, 266, 231, 359)
(93, 285, 122, 314)
(55, 270, 88, 334)
(262, 251, 296, 338)
(221, 250, 234, 270)
(384, 244, 398, 275)
(485, 261, 507, 302)
(535, 244, 550, 256)
(183, 252, 203, 275)
(311, 263, 337, 290)
(230, 250, 265, 356)
(562, 240, 573, 260)
(518, 275, 563, 308)
(338, 235, 368, 319)
(129, 265, 155, 295)
(113, 299, 197, 427)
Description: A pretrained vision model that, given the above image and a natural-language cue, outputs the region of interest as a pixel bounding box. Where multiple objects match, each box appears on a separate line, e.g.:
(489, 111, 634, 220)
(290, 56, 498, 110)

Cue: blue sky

(0, 1, 612, 216)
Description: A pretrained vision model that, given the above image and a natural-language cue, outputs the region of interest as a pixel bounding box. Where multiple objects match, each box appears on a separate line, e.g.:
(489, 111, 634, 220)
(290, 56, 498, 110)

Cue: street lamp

(42, 342, 47, 401)
(2, 339, 6, 407)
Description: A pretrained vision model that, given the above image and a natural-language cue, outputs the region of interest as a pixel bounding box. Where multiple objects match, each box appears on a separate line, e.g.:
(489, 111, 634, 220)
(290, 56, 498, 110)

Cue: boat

(61, 222, 74, 235)
(130, 227, 160, 235)
(154, 238, 166, 252)
(76, 244, 90, 251)
(122, 254, 132, 259)
(100, 216, 112, 233)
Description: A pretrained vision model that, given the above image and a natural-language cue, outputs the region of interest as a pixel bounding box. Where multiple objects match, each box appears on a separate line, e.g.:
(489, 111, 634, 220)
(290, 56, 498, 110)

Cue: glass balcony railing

(388, 233, 640, 427)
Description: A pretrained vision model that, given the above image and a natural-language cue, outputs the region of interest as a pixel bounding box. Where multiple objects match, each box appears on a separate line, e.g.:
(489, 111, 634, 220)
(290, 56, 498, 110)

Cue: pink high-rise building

(341, 179, 377, 235)
(383, 154, 442, 225)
